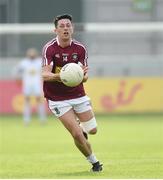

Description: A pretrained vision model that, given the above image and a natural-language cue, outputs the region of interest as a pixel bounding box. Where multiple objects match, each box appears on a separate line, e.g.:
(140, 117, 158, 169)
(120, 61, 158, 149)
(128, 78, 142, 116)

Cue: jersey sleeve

(42, 45, 54, 67)
(79, 46, 88, 66)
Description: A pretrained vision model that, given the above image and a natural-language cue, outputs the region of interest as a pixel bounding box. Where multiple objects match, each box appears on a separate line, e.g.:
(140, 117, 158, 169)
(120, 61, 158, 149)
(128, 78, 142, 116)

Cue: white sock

(87, 153, 98, 164)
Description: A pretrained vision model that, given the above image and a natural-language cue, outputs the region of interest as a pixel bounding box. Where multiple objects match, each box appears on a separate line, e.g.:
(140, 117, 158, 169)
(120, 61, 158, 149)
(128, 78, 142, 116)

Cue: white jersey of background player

(15, 48, 46, 125)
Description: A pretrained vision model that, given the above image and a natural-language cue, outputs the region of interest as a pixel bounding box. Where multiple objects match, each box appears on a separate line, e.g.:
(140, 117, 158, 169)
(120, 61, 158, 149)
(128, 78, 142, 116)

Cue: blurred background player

(42, 14, 102, 172)
(15, 48, 46, 125)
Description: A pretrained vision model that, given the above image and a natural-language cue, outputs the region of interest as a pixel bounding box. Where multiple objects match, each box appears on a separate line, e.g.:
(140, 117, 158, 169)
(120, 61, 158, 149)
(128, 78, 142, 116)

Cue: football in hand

(60, 63, 84, 87)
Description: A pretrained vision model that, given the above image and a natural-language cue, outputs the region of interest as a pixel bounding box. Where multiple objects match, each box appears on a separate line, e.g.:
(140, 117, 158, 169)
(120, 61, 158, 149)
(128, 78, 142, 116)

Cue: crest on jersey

(72, 53, 78, 61)
(62, 53, 68, 61)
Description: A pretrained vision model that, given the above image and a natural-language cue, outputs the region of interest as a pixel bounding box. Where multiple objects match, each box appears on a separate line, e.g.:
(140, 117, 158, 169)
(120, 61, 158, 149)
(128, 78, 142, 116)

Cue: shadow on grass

(55, 170, 103, 178)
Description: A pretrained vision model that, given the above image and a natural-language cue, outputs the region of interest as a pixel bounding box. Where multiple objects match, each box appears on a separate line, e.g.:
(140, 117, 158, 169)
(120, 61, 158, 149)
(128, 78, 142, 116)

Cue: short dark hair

(54, 14, 72, 28)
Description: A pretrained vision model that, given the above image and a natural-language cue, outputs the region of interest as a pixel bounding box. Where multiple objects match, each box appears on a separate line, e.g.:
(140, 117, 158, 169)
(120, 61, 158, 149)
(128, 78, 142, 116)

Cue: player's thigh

(73, 100, 94, 122)
(75, 110, 94, 122)
(59, 109, 82, 137)
(74, 101, 97, 133)
(76, 110, 97, 134)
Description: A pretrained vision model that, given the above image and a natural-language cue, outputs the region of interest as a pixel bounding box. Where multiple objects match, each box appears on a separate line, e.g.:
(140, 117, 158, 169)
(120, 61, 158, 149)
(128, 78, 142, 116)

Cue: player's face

(55, 19, 73, 40)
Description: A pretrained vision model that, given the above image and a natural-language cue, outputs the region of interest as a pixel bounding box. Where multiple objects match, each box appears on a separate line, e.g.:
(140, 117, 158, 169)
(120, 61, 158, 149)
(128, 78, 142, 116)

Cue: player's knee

(72, 130, 83, 141)
(81, 117, 97, 134)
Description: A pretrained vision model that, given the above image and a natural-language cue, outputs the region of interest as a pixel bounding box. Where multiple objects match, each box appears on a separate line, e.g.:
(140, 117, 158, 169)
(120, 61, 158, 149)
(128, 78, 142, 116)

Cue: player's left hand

(82, 66, 88, 82)
(82, 66, 89, 75)
(78, 62, 88, 75)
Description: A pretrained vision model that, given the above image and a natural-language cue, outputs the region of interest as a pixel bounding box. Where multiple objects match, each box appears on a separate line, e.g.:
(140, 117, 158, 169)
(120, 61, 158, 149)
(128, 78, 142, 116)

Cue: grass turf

(0, 114, 163, 178)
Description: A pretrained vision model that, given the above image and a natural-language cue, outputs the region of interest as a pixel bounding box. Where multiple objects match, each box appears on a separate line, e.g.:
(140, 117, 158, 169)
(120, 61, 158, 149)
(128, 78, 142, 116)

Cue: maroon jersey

(42, 37, 88, 101)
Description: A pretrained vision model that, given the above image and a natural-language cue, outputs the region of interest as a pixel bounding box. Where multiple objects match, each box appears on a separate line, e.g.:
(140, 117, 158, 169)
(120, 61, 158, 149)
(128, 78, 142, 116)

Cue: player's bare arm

(42, 65, 61, 82)
(82, 66, 89, 83)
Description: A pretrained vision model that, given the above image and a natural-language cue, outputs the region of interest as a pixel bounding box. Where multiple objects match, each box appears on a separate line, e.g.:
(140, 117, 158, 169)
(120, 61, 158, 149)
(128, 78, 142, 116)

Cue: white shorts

(48, 95, 92, 117)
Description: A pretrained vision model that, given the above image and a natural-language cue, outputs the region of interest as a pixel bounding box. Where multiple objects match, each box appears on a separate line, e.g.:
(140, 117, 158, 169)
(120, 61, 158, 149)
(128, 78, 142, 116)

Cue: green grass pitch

(0, 114, 163, 178)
